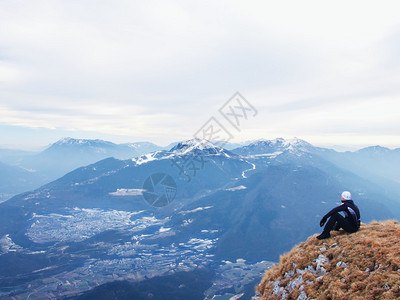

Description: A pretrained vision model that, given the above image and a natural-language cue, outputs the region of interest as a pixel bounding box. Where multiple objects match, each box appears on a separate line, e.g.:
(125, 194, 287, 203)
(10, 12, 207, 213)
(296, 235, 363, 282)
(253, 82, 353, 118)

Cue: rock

(315, 254, 329, 276)
(297, 291, 308, 300)
(336, 261, 347, 269)
(272, 280, 284, 296)
(287, 275, 303, 293)
(281, 290, 288, 300)
(284, 270, 295, 279)
(315, 254, 329, 267)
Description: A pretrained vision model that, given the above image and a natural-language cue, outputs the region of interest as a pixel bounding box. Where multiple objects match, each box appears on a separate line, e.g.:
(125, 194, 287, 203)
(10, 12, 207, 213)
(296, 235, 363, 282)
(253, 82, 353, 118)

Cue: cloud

(0, 0, 399, 147)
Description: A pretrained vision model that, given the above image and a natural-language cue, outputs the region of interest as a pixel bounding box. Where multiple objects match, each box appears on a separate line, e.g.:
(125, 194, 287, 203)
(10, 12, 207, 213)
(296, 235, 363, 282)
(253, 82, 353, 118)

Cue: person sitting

(317, 191, 360, 240)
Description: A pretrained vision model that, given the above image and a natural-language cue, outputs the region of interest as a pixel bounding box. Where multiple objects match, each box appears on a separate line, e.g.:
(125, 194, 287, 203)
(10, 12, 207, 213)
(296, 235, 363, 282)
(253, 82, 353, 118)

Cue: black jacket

(322, 200, 360, 229)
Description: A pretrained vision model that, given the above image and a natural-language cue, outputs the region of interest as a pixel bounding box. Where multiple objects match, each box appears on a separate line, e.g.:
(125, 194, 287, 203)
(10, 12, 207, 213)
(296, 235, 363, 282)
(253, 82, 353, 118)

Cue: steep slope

(256, 220, 400, 300)
(169, 165, 395, 262)
(75, 269, 213, 300)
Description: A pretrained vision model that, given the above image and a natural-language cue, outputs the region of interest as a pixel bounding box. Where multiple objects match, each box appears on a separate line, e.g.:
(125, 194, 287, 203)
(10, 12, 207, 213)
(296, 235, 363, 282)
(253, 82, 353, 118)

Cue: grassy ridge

(257, 220, 400, 299)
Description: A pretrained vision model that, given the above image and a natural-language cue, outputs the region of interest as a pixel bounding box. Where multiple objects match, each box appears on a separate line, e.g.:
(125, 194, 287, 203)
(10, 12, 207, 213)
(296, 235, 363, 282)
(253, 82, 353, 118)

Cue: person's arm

(320, 204, 345, 226)
(323, 204, 345, 220)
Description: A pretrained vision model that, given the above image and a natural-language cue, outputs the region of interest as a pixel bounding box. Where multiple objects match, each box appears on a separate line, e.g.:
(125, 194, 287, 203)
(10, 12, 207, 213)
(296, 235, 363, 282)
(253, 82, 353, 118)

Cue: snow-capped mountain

(131, 138, 237, 167)
(170, 138, 234, 157)
(232, 137, 315, 156)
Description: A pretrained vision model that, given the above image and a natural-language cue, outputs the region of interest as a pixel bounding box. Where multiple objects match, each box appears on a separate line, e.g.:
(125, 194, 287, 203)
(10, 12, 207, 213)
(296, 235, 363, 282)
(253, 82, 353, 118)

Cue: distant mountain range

(0, 138, 175, 202)
(0, 138, 249, 202)
(232, 138, 400, 199)
(0, 137, 399, 299)
(2, 137, 399, 203)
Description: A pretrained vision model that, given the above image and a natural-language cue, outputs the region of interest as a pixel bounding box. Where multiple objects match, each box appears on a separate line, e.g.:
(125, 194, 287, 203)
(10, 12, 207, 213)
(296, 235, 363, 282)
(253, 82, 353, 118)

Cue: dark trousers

(323, 212, 358, 234)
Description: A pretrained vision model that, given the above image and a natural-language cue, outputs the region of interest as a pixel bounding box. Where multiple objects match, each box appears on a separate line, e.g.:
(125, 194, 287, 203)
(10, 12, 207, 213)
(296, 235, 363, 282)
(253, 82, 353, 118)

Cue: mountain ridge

(256, 220, 400, 300)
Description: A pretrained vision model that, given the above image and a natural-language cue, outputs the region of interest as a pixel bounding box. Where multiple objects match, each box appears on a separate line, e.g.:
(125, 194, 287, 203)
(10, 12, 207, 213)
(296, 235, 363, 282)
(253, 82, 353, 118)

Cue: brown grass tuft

(256, 221, 400, 299)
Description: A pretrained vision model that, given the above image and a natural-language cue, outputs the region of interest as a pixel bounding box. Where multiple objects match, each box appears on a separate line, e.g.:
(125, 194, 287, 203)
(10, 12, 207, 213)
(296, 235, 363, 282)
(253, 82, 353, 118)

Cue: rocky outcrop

(256, 220, 400, 299)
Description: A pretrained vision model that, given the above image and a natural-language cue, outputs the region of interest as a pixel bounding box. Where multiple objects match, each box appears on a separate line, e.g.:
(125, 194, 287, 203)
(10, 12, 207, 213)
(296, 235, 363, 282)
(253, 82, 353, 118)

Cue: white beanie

(341, 191, 352, 201)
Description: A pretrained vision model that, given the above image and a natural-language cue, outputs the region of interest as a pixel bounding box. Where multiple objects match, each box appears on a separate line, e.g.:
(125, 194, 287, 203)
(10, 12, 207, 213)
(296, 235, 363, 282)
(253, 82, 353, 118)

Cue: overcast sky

(0, 0, 399, 150)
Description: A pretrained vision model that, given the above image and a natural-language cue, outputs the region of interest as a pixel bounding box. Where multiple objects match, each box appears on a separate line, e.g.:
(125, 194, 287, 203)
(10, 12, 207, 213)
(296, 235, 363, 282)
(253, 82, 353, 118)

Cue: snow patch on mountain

(0, 234, 23, 254)
(179, 206, 213, 215)
(170, 138, 228, 156)
(225, 185, 247, 191)
(159, 227, 171, 233)
(132, 151, 166, 165)
(252, 151, 283, 158)
(109, 189, 145, 196)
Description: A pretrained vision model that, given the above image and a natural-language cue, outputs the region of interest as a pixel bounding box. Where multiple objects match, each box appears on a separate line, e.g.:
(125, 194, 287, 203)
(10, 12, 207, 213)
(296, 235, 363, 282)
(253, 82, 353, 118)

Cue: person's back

(317, 191, 360, 240)
(342, 198, 360, 228)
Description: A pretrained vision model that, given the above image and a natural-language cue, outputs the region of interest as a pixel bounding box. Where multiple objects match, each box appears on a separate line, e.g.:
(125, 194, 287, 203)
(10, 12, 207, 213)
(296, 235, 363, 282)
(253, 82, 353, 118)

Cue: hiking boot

(317, 232, 331, 240)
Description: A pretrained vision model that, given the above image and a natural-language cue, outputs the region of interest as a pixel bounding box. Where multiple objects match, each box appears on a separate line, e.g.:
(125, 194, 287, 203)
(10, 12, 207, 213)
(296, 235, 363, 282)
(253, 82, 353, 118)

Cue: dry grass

(256, 220, 400, 300)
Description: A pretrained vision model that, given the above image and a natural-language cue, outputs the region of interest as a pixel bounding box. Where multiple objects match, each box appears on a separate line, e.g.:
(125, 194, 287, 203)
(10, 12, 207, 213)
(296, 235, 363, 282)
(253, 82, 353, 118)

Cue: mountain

(348, 145, 400, 182)
(124, 141, 164, 154)
(231, 138, 315, 156)
(0, 161, 44, 203)
(218, 141, 250, 150)
(318, 145, 400, 199)
(0, 149, 36, 166)
(5, 138, 166, 192)
(0, 138, 257, 299)
(256, 220, 400, 299)
(20, 138, 141, 177)
(0, 138, 242, 204)
(0, 138, 399, 299)
(233, 138, 400, 200)
(169, 138, 234, 156)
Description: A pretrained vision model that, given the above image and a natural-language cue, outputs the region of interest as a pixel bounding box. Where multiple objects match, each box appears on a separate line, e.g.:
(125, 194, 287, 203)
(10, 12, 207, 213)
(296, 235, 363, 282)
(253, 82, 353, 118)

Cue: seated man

(317, 191, 360, 240)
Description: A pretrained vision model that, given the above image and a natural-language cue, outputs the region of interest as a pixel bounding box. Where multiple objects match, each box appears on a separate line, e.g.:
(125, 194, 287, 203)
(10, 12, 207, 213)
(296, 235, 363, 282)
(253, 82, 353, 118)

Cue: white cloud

(0, 0, 399, 147)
